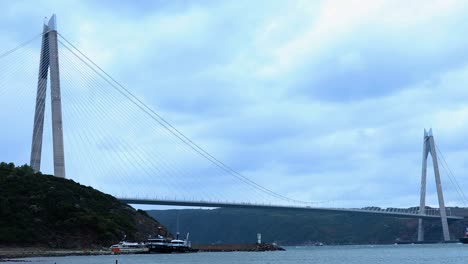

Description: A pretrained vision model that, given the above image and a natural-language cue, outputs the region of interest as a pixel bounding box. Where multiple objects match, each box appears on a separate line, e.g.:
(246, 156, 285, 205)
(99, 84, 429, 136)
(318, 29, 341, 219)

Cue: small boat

(460, 227, 468, 244)
(110, 237, 149, 254)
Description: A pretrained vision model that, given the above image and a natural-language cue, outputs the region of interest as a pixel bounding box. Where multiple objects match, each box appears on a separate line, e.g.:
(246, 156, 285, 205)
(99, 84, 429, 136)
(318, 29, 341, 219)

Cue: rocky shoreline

(0, 243, 284, 260)
(0, 248, 112, 259)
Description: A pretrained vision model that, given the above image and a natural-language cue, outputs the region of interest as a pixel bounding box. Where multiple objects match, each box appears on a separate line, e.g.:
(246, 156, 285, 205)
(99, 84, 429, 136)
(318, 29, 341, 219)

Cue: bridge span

(118, 198, 464, 220)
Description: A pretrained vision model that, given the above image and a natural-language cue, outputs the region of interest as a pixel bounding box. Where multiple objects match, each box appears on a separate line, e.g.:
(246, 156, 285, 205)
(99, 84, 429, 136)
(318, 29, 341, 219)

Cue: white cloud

(1, 0, 468, 208)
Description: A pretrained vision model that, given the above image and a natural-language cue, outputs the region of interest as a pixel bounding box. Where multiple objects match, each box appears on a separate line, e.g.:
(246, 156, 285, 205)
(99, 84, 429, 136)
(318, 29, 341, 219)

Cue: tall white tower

(30, 14, 66, 178)
(417, 129, 449, 241)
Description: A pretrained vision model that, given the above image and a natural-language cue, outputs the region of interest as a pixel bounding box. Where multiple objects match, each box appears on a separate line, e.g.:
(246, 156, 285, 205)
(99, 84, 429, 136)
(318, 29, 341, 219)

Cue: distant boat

(460, 227, 468, 244)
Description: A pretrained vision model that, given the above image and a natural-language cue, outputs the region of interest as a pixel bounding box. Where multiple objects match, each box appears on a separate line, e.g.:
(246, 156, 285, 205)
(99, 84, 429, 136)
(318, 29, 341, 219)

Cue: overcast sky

(1, 0, 468, 209)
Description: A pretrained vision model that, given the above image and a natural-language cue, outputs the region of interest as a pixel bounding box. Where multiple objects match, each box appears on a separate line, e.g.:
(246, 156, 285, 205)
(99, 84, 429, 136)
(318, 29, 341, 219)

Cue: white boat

(170, 233, 196, 253)
(110, 240, 149, 254)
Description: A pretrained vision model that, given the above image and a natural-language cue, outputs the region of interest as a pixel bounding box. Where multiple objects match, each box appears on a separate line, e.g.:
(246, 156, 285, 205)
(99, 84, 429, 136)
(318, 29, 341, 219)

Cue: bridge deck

(119, 198, 464, 220)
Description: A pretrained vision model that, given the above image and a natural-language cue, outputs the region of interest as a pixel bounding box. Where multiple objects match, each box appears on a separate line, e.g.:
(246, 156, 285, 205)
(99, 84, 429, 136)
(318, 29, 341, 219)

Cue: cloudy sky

(1, 0, 468, 209)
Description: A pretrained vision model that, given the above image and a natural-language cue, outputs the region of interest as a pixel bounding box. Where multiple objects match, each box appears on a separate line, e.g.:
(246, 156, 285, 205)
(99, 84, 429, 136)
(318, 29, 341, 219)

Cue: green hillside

(0, 162, 170, 249)
(148, 208, 468, 245)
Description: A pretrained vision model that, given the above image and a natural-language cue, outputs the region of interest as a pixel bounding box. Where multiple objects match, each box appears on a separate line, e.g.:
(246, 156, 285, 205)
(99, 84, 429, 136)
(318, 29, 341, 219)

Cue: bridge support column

(30, 23, 50, 172)
(417, 129, 450, 242)
(29, 14, 65, 178)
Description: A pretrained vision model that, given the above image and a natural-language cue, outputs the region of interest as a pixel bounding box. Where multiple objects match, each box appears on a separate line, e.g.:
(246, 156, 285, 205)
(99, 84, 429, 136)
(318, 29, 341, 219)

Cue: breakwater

(193, 243, 285, 252)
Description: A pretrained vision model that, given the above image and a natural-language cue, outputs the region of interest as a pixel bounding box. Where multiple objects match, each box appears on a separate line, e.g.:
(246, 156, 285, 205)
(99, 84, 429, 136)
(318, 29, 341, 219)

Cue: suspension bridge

(0, 15, 466, 242)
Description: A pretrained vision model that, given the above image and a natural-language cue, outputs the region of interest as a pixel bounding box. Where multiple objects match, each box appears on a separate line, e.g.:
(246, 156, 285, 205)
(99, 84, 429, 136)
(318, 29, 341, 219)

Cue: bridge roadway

(118, 198, 464, 220)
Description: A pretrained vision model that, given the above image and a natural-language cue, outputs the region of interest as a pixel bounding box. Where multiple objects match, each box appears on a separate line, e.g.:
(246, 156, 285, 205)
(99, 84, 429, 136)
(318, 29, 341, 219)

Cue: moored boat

(145, 235, 172, 253)
(110, 240, 149, 254)
(110, 232, 197, 254)
(170, 233, 198, 253)
(170, 239, 192, 253)
(460, 227, 468, 244)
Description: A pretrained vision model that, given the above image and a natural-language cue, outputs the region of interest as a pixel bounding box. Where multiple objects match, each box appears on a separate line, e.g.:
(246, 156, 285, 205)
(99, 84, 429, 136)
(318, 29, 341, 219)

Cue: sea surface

(7, 244, 468, 264)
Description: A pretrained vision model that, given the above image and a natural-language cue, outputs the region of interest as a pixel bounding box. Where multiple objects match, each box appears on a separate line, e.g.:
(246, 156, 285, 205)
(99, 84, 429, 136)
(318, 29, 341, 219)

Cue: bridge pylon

(30, 14, 65, 178)
(417, 129, 449, 241)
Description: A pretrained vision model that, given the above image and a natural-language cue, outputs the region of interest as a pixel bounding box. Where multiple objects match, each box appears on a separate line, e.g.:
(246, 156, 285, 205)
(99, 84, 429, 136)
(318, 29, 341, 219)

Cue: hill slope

(0, 162, 171, 249)
(148, 208, 468, 245)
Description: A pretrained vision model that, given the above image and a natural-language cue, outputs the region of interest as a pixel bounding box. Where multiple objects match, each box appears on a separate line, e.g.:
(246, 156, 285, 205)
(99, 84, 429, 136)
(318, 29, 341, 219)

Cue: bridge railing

(118, 196, 456, 217)
(361, 206, 452, 216)
(303, 206, 457, 219)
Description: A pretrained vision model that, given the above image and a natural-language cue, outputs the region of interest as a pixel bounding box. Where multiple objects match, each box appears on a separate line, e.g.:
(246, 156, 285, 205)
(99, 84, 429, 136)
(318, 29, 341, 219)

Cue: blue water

(7, 244, 468, 264)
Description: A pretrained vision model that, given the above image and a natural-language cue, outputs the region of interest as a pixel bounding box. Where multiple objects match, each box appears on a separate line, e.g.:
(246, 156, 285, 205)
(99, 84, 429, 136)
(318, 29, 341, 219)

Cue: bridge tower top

(47, 14, 57, 31)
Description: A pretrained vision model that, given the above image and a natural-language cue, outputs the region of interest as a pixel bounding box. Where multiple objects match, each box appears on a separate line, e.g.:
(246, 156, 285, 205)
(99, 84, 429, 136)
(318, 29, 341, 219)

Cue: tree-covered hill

(149, 208, 468, 245)
(0, 162, 170, 249)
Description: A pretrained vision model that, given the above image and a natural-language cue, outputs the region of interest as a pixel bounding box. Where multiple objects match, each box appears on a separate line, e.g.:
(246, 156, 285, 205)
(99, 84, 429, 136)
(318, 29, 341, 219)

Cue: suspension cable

(435, 144, 468, 207)
(56, 33, 317, 205)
